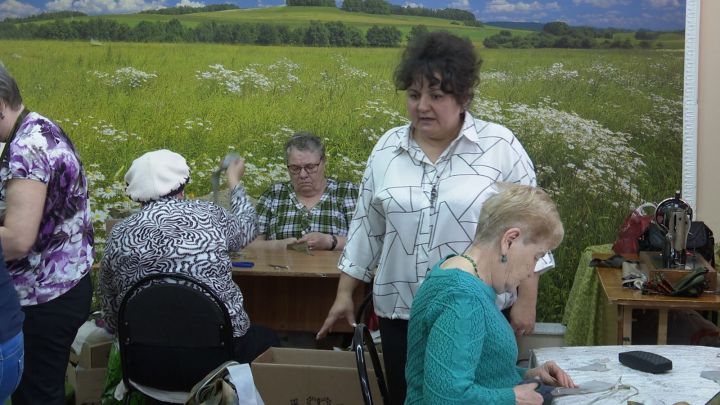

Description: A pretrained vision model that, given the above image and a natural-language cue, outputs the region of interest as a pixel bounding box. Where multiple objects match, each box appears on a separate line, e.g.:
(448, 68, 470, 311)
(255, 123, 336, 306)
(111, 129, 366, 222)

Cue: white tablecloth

(531, 345, 720, 405)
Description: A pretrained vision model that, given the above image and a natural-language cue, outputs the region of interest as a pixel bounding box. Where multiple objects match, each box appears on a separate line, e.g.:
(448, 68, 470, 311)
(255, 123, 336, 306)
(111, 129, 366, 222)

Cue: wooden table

(597, 265, 720, 345)
(231, 248, 365, 333)
(531, 345, 720, 404)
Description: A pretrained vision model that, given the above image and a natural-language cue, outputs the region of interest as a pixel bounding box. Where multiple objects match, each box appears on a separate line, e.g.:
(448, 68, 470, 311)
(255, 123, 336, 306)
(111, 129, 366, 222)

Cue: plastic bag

(186, 361, 264, 405)
(612, 203, 656, 254)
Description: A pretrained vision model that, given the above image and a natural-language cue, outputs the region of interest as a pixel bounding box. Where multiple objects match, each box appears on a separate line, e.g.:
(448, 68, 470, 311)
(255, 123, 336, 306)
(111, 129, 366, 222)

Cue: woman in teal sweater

(405, 183, 575, 404)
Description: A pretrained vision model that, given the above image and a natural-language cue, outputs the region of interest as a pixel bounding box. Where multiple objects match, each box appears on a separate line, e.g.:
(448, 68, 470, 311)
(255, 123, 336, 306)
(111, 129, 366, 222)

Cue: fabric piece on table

(554, 380, 616, 396)
(621, 262, 646, 290)
(700, 370, 720, 384)
(588, 254, 625, 268)
(570, 362, 610, 372)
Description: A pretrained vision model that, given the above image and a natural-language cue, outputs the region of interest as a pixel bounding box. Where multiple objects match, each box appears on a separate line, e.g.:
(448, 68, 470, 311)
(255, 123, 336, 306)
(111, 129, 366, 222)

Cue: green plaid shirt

(256, 179, 359, 240)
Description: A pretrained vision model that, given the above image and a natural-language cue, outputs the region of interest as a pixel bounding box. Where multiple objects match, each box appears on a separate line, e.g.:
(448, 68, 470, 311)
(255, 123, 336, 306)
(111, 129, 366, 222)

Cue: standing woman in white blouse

(317, 31, 554, 404)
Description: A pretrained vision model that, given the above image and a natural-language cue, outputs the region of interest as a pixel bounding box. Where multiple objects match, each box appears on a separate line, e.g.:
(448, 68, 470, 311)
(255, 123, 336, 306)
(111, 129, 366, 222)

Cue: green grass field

(0, 39, 683, 322)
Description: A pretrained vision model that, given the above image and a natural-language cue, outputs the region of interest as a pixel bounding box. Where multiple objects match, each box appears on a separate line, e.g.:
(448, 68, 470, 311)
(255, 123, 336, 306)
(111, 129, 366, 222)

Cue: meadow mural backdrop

(0, 17, 684, 321)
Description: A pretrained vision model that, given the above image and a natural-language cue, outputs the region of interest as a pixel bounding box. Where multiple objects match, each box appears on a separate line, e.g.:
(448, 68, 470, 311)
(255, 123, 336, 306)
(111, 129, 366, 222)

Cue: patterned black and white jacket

(100, 185, 257, 337)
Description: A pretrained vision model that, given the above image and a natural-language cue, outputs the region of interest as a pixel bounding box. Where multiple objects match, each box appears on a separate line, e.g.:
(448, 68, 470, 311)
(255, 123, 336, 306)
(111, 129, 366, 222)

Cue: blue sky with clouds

(0, 0, 685, 31)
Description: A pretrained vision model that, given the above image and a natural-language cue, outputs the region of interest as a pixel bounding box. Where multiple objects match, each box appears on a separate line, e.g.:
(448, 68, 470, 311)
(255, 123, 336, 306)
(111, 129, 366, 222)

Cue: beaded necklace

(459, 254, 479, 278)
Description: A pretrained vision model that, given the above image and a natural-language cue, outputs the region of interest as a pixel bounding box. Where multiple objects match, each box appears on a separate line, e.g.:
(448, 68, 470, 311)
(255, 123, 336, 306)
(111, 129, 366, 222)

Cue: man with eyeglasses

(250, 132, 359, 251)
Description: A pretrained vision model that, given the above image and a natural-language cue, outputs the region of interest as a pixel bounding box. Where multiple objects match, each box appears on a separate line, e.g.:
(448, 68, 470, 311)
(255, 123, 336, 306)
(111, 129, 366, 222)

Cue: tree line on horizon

(1, 10, 86, 23)
(483, 21, 676, 49)
(0, 1, 480, 26)
(286, 0, 481, 26)
(0, 6, 678, 49)
(0, 18, 406, 47)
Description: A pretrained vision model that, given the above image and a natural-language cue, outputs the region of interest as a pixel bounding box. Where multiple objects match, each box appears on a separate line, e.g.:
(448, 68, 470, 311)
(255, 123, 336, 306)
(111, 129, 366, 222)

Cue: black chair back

(353, 323, 389, 405)
(118, 273, 234, 392)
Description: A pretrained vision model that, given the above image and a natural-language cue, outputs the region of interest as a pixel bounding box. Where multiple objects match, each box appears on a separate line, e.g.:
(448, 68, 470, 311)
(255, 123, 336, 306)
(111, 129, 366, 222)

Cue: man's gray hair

(284, 132, 325, 163)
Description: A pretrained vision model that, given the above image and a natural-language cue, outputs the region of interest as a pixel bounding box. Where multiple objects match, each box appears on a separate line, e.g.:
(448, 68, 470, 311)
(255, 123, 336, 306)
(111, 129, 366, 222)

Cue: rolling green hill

(51, 6, 534, 44)
(613, 31, 685, 49)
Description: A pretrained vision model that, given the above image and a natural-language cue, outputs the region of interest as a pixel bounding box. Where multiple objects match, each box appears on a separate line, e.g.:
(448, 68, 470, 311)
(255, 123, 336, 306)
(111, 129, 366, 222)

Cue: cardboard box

(69, 341, 112, 369)
(252, 347, 385, 405)
(66, 363, 108, 405)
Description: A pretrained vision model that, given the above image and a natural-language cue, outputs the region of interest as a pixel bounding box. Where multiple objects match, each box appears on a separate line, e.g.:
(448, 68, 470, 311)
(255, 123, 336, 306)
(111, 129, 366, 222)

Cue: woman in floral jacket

(0, 65, 94, 405)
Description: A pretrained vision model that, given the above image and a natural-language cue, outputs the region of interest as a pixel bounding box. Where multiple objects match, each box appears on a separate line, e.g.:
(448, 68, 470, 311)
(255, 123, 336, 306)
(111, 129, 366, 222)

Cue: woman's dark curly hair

(394, 31, 482, 107)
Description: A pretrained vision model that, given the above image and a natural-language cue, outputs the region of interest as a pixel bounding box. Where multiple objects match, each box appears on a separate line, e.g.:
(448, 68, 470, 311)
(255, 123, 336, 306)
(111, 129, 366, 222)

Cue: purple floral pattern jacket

(0, 111, 94, 306)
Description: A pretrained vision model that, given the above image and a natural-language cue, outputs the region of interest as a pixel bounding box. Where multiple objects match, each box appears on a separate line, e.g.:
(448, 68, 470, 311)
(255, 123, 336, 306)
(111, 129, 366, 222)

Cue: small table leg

(621, 306, 633, 345)
(657, 309, 669, 345)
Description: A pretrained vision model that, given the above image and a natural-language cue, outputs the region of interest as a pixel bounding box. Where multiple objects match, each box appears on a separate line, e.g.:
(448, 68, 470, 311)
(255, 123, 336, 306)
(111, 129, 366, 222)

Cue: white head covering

(125, 149, 189, 202)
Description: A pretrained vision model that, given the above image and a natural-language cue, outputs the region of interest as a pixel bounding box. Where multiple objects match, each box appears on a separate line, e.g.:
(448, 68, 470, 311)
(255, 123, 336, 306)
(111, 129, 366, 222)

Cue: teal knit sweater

(405, 258, 528, 404)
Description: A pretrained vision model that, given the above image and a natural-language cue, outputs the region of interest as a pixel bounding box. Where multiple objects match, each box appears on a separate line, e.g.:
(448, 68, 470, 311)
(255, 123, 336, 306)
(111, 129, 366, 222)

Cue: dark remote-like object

(619, 350, 672, 374)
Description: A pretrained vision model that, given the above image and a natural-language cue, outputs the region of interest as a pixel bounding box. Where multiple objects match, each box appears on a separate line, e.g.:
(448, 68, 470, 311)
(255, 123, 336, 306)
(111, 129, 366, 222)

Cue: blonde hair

(473, 183, 563, 247)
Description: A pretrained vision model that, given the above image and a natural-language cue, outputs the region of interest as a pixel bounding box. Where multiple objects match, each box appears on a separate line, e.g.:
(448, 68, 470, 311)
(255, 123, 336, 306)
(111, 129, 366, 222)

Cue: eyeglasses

(287, 161, 322, 175)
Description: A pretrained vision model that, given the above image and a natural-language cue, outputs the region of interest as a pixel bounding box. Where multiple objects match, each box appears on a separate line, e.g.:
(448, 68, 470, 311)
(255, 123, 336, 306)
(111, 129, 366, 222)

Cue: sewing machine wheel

(655, 194, 693, 227)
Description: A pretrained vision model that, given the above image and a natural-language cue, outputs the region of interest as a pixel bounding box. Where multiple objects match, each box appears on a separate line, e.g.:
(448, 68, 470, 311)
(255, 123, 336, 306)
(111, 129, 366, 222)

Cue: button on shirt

(340, 113, 554, 320)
